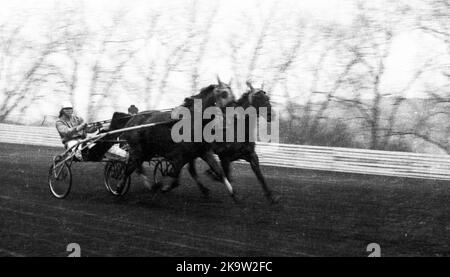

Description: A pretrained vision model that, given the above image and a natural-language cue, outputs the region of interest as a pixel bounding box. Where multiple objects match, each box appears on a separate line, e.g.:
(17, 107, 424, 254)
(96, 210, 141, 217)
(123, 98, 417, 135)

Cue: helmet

(61, 101, 73, 110)
(128, 105, 138, 114)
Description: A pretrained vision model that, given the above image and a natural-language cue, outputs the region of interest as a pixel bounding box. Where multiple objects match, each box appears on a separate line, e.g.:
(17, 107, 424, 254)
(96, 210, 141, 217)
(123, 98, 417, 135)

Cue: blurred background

(0, 0, 449, 153)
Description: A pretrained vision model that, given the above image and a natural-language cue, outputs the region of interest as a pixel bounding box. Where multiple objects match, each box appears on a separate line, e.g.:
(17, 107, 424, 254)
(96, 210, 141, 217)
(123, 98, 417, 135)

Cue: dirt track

(0, 143, 449, 257)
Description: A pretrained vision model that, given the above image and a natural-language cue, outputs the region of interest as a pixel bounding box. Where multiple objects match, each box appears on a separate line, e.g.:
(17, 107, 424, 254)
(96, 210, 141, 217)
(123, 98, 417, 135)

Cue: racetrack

(0, 143, 449, 257)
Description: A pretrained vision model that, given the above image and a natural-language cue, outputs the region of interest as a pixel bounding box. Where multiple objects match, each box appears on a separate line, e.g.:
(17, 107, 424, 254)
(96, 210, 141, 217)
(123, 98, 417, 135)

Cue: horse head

(183, 76, 235, 111)
(214, 76, 235, 108)
(244, 80, 272, 121)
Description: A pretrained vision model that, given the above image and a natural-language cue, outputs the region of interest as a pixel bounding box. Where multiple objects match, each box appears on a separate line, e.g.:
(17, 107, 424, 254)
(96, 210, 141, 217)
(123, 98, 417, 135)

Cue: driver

(128, 104, 139, 115)
(55, 101, 98, 160)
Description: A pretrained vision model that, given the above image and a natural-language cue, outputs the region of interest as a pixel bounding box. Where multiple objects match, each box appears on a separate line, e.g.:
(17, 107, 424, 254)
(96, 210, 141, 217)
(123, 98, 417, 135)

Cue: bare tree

(418, 0, 450, 45)
(41, 4, 91, 107)
(395, 0, 450, 152)
(190, 1, 219, 93)
(326, 2, 430, 150)
(246, 1, 279, 81)
(84, 9, 140, 121)
(0, 20, 58, 122)
(138, 12, 161, 109)
(308, 54, 360, 141)
(301, 32, 341, 129)
(152, 1, 200, 108)
(266, 17, 305, 94)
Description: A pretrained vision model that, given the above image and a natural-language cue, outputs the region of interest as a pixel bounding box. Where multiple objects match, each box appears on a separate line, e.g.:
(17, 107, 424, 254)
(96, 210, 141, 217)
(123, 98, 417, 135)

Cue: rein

(86, 109, 173, 127)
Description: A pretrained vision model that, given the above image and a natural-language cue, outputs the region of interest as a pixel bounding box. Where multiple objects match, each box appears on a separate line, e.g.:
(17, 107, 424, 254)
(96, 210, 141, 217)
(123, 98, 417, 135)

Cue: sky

(0, 0, 448, 123)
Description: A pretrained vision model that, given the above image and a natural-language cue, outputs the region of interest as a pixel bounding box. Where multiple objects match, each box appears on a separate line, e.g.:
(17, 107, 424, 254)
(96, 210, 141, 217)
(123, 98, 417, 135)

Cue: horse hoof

(231, 193, 243, 204)
(267, 194, 281, 204)
(199, 186, 210, 197)
(160, 185, 171, 193)
(150, 182, 162, 193)
(161, 182, 180, 193)
(150, 191, 160, 201)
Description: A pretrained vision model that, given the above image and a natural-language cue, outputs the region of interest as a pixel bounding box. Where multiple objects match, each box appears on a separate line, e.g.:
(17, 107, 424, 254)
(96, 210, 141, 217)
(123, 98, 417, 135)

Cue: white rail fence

(1, 123, 450, 180)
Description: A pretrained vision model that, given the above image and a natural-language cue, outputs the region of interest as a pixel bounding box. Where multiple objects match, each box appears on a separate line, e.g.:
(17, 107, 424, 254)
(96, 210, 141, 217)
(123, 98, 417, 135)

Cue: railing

(0, 123, 61, 147)
(255, 142, 450, 180)
(1, 123, 450, 180)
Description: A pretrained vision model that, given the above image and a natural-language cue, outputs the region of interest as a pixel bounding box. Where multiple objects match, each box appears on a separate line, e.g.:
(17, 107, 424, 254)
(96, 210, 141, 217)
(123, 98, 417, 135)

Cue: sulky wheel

(104, 160, 131, 196)
(48, 156, 72, 199)
(153, 159, 174, 186)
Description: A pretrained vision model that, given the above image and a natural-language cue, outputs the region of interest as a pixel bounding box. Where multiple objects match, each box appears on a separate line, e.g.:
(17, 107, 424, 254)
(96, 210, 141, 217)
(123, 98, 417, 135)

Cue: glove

(76, 123, 87, 132)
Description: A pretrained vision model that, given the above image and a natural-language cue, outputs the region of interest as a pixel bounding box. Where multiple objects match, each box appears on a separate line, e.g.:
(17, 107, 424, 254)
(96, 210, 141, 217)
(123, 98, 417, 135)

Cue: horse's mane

(109, 111, 131, 130)
(236, 89, 270, 107)
(182, 84, 217, 108)
(236, 91, 251, 106)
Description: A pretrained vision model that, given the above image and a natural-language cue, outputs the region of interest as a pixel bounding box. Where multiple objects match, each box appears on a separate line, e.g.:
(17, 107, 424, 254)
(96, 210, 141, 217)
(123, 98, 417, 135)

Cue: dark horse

(187, 81, 280, 203)
(109, 78, 239, 200)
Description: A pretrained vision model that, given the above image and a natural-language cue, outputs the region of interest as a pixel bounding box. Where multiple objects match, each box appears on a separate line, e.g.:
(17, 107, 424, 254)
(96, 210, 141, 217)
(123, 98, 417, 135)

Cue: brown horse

(111, 78, 240, 200)
(187, 81, 280, 203)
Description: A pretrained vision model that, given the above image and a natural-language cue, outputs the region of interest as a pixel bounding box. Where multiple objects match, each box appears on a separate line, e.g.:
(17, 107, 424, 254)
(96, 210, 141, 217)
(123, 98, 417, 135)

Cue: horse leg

(188, 159, 210, 196)
(122, 146, 154, 192)
(160, 157, 183, 193)
(116, 148, 145, 192)
(220, 157, 232, 181)
(203, 156, 232, 182)
(245, 151, 280, 204)
(205, 167, 221, 181)
(138, 161, 154, 191)
(201, 150, 237, 201)
(204, 157, 231, 181)
(204, 155, 221, 181)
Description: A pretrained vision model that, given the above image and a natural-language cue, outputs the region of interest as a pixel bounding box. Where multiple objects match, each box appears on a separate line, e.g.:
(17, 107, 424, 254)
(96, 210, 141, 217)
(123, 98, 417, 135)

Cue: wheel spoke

(104, 161, 130, 196)
(48, 162, 72, 199)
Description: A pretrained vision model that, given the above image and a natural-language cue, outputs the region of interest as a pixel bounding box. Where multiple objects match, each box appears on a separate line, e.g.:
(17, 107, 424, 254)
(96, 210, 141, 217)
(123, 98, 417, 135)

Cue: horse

(187, 81, 280, 204)
(111, 77, 240, 200)
(84, 112, 137, 161)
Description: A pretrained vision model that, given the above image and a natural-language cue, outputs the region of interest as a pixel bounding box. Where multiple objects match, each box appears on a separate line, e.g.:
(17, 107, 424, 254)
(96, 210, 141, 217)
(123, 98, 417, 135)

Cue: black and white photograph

(0, 0, 449, 260)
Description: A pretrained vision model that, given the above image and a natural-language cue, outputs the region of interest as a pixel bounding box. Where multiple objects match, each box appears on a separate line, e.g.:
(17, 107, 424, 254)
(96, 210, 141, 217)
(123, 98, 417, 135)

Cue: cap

(61, 101, 73, 109)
